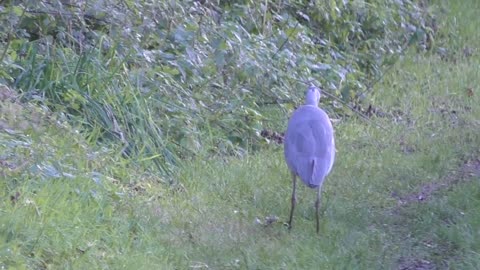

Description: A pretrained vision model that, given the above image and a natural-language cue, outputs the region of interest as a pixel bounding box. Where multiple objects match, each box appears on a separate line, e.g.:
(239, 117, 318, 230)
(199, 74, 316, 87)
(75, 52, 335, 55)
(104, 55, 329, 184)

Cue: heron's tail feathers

(304, 158, 326, 188)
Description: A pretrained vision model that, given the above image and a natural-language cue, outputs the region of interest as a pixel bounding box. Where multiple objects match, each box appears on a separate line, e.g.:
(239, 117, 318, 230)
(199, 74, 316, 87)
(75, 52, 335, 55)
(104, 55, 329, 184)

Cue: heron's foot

(283, 222, 293, 230)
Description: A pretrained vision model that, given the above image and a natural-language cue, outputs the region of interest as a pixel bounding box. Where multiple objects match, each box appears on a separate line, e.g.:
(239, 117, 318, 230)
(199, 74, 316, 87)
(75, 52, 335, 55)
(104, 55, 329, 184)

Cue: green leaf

(12, 6, 24, 16)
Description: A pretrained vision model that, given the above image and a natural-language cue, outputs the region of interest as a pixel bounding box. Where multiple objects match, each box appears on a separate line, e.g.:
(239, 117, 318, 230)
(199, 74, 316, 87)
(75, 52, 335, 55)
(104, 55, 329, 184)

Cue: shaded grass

(393, 181, 480, 267)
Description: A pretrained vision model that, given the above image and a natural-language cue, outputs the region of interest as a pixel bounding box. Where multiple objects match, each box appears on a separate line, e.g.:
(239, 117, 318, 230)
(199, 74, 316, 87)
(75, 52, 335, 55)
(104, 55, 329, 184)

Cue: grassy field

(1, 1, 480, 269)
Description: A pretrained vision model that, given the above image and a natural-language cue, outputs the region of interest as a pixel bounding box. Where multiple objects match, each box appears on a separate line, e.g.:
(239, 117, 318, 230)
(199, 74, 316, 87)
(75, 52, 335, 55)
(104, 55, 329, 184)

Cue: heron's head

(305, 85, 321, 106)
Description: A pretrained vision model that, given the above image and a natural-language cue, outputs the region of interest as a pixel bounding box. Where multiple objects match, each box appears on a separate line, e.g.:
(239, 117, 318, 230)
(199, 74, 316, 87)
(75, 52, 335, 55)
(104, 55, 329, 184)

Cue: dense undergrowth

(1, 0, 437, 176)
(1, 0, 480, 269)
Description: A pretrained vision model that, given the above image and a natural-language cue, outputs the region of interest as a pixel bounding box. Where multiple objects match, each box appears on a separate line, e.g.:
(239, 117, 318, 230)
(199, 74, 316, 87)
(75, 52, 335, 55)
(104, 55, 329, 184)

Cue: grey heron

(284, 85, 335, 233)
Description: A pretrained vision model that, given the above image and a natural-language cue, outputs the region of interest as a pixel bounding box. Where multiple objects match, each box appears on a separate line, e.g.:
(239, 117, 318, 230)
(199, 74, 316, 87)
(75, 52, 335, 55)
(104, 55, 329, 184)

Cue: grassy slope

(1, 0, 480, 269)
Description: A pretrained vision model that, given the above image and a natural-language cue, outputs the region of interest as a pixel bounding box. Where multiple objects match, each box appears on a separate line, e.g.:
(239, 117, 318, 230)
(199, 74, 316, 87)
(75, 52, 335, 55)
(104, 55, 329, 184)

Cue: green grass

(2, 1, 480, 269)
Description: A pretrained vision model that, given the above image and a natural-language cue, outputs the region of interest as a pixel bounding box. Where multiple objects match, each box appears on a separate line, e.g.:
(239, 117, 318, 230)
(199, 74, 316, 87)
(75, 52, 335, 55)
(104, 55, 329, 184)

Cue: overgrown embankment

(1, 0, 436, 176)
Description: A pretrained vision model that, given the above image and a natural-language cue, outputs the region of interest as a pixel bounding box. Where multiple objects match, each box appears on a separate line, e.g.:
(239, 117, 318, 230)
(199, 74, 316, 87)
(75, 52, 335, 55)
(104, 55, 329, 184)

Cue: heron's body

(284, 105, 335, 188)
(283, 86, 335, 233)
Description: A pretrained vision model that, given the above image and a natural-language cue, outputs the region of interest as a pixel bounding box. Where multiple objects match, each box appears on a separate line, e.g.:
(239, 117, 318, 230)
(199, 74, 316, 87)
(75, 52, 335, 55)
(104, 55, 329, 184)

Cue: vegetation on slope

(1, 0, 436, 175)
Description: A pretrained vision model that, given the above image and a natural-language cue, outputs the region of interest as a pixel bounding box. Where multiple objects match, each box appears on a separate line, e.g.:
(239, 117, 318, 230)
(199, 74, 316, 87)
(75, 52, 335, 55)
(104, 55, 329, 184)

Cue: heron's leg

(315, 186, 322, 234)
(288, 172, 297, 230)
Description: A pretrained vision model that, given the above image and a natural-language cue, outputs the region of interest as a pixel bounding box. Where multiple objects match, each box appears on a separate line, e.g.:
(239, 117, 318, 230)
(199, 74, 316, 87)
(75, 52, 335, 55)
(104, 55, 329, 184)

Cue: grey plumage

(284, 85, 335, 233)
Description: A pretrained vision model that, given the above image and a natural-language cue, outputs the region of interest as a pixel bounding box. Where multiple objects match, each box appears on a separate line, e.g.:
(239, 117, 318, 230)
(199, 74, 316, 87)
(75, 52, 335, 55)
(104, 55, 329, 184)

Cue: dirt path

(393, 157, 480, 206)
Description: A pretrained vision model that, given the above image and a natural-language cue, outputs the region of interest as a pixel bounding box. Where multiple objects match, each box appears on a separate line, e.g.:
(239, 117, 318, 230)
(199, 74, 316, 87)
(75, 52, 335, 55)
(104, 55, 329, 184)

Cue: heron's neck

(305, 97, 319, 106)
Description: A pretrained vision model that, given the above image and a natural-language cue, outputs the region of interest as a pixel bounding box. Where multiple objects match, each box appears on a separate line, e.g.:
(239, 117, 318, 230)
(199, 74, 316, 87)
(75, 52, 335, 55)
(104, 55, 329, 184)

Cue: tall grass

(1, 0, 439, 177)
